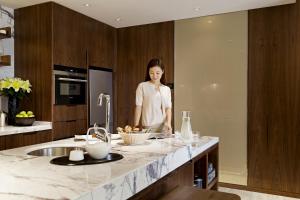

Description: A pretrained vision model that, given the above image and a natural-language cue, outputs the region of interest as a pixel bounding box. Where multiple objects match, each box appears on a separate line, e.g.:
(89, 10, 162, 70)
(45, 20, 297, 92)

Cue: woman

(134, 58, 172, 134)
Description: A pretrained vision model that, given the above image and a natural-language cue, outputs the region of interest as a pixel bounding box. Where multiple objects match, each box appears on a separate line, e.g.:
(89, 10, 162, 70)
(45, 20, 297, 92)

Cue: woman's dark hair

(145, 58, 166, 85)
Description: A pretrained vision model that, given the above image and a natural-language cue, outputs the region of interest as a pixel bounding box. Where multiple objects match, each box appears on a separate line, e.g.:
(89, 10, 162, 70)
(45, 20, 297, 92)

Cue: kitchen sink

(27, 146, 84, 156)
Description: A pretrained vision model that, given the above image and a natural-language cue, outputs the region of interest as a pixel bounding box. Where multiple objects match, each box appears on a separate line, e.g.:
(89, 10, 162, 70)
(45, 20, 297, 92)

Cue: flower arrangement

(0, 77, 32, 99)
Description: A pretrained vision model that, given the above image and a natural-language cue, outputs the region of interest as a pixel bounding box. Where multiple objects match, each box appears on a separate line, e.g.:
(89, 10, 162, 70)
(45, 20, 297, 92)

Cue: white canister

(0, 112, 6, 127)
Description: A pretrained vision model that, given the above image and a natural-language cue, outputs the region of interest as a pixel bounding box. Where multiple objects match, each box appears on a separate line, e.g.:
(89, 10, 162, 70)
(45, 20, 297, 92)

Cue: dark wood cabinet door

(23, 132, 37, 146)
(248, 3, 300, 194)
(5, 134, 24, 149)
(53, 3, 87, 68)
(36, 130, 52, 144)
(53, 121, 77, 140)
(0, 136, 5, 150)
(87, 19, 116, 68)
(116, 21, 174, 127)
(53, 105, 87, 122)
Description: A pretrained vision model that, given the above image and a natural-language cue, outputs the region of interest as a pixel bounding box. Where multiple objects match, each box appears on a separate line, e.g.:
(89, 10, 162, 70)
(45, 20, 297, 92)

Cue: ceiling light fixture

(194, 7, 201, 12)
(84, 3, 89, 7)
(116, 17, 121, 22)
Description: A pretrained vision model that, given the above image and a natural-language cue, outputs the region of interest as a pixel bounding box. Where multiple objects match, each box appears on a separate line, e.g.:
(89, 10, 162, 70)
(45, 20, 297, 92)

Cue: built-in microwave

(53, 65, 87, 105)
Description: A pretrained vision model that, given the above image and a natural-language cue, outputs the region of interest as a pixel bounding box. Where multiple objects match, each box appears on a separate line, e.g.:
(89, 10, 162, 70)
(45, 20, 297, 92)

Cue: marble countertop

(0, 136, 218, 200)
(0, 121, 52, 136)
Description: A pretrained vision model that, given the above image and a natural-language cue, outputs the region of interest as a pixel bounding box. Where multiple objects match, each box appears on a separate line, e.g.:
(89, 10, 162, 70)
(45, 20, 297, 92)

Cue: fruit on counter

(117, 125, 142, 134)
(16, 111, 35, 118)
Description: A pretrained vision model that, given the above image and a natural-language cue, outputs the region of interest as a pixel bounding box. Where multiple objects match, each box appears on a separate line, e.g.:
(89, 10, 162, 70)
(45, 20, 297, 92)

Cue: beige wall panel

(175, 11, 247, 185)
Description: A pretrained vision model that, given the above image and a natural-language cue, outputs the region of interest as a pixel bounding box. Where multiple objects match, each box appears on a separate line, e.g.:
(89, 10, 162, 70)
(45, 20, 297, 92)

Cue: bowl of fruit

(117, 125, 151, 145)
(15, 111, 35, 126)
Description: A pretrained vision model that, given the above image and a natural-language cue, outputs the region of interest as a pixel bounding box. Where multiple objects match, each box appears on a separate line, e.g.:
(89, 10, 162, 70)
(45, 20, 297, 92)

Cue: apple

(27, 111, 34, 115)
(20, 111, 26, 115)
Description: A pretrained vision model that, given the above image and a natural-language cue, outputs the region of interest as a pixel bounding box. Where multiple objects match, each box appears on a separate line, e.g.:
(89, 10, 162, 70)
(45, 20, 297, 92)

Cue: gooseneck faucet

(98, 93, 110, 133)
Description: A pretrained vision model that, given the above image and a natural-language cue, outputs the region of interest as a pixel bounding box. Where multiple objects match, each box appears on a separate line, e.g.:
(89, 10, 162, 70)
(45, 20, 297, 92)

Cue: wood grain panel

(53, 3, 87, 68)
(53, 121, 77, 140)
(116, 22, 174, 127)
(14, 3, 53, 121)
(87, 18, 116, 68)
(5, 134, 23, 149)
(0, 136, 5, 150)
(248, 2, 300, 194)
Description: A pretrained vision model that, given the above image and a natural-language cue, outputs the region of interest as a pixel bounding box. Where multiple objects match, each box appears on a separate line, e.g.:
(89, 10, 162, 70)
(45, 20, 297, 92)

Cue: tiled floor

(219, 187, 300, 200)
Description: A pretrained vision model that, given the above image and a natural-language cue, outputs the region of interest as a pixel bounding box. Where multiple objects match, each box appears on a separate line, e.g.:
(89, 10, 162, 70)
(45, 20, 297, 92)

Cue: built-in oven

(53, 65, 87, 105)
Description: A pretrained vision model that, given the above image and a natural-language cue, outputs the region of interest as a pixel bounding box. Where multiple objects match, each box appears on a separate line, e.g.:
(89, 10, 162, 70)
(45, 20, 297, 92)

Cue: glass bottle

(181, 111, 193, 140)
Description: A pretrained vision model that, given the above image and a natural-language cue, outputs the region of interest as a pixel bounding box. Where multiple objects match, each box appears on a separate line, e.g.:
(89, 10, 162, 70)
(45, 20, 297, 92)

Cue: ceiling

(0, 0, 296, 28)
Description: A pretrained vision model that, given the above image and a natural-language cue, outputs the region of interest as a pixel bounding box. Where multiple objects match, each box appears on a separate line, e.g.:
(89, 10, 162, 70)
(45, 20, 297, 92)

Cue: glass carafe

(180, 111, 193, 140)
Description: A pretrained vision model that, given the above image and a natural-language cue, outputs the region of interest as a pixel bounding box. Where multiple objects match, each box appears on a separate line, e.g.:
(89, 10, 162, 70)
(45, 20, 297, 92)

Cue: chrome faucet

(97, 93, 110, 133)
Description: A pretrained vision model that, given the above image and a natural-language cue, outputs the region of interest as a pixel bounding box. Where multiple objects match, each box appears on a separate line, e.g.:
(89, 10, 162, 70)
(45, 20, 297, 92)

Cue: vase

(8, 96, 19, 125)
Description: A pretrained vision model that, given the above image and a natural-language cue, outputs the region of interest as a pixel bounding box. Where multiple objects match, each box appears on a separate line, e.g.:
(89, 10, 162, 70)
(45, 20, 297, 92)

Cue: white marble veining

(0, 121, 52, 136)
(0, 136, 218, 200)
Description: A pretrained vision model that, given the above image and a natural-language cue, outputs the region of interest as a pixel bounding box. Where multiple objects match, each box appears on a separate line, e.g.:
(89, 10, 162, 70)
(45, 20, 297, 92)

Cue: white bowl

(119, 132, 151, 145)
(85, 142, 110, 159)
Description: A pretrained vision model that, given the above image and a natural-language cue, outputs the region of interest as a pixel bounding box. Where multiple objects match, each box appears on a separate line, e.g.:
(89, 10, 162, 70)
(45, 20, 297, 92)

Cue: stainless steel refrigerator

(88, 67, 113, 132)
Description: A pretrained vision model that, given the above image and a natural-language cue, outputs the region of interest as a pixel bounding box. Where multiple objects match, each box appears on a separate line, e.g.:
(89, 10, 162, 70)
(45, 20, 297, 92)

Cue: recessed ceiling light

(194, 7, 201, 12)
(116, 17, 121, 22)
(84, 3, 89, 7)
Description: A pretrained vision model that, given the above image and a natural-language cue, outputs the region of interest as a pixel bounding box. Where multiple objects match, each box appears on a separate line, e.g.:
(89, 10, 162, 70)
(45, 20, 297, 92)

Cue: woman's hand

(163, 123, 172, 134)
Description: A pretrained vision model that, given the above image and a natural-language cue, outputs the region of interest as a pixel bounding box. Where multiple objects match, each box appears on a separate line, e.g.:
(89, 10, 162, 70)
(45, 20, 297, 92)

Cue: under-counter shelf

(0, 27, 12, 39)
(192, 143, 219, 190)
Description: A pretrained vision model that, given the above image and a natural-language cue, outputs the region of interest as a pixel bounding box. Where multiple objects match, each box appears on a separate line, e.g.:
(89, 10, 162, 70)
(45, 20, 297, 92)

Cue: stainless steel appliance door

(88, 68, 113, 131)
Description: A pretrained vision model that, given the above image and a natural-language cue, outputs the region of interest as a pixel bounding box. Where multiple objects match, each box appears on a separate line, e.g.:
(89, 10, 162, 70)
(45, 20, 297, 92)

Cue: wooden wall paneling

(116, 21, 174, 127)
(14, 3, 53, 121)
(53, 3, 87, 68)
(248, 2, 300, 194)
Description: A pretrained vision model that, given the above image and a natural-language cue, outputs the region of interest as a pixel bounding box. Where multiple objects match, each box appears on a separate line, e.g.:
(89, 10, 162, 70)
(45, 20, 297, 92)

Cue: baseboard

(219, 170, 247, 186)
(219, 182, 300, 199)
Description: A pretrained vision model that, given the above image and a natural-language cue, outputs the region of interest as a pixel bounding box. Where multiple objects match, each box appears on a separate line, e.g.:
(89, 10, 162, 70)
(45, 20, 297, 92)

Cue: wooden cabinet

(87, 19, 116, 68)
(130, 144, 218, 200)
(52, 105, 87, 140)
(116, 22, 174, 126)
(53, 3, 87, 68)
(130, 162, 193, 200)
(15, 2, 116, 136)
(1, 130, 52, 150)
(248, 3, 300, 196)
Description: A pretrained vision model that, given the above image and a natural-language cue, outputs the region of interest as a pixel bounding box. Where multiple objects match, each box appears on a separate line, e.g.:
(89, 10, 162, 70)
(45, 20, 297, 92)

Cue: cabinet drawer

(53, 105, 87, 122)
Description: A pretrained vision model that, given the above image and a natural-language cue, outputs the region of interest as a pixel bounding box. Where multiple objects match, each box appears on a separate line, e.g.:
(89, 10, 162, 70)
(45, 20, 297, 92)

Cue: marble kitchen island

(0, 136, 218, 200)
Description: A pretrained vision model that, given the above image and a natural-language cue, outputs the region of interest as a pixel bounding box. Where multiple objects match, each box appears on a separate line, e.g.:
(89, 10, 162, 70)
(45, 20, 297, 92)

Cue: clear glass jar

(180, 111, 193, 140)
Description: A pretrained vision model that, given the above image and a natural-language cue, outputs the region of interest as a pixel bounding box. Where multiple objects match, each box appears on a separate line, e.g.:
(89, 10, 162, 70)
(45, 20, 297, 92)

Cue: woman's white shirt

(136, 81, 172, 127)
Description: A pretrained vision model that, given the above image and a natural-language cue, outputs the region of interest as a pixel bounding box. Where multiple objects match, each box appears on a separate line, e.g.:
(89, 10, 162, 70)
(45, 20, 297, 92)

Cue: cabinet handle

(23, 132, 36, 135)
(58, 77, 87, 82)
(66, 120, 76, 122)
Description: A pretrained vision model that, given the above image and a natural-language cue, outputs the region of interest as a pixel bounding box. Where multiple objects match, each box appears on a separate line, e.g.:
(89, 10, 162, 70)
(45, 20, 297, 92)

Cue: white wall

(175, 11, 248, 185)
(0, 5, 14, 79)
